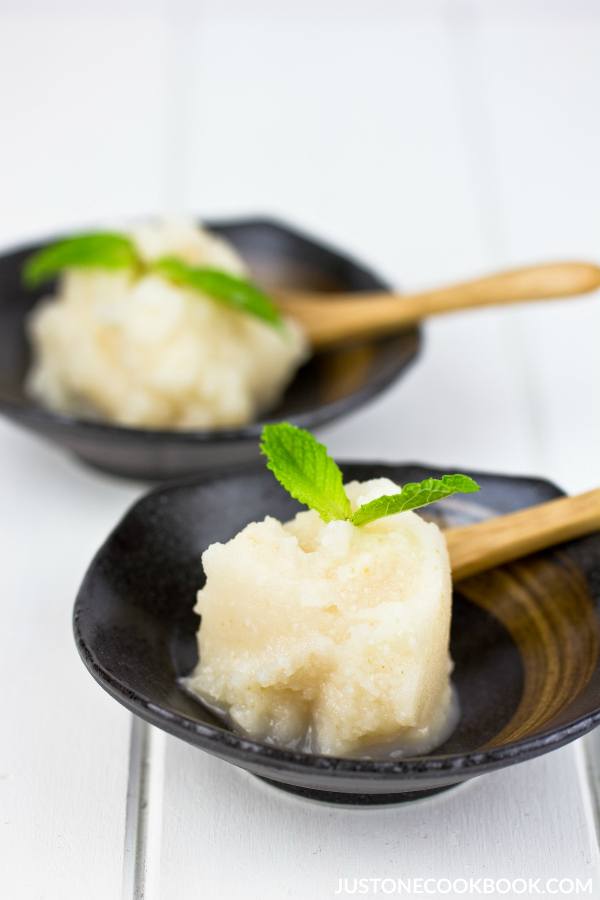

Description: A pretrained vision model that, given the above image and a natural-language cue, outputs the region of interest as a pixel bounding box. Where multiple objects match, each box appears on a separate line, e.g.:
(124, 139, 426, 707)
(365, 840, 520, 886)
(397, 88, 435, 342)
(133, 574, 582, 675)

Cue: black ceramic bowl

(74, 463, 600, 805)
(0, 218, 419, 480)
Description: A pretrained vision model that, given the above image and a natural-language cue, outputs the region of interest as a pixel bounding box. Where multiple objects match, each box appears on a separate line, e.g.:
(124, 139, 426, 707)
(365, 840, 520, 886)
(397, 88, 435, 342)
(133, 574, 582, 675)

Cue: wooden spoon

(278, 261, 600, 347)
(445, 488, 600, 581)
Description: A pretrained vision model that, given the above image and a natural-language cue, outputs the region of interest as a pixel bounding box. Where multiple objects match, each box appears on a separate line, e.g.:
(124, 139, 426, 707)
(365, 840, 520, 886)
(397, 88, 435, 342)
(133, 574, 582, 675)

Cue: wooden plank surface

(0, 2, 169, 245)
(0, 6, 168, 899)
(1, 1, 599, 898)
(157, 741, 598, 900)
(154, 2, 600, 898)
(0, 421, 140, 900)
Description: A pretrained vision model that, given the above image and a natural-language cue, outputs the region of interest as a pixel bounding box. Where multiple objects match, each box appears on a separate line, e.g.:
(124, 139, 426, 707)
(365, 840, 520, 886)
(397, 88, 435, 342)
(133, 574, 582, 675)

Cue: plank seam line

(121, 716, 166, 900)
(577, 736, 600, 860)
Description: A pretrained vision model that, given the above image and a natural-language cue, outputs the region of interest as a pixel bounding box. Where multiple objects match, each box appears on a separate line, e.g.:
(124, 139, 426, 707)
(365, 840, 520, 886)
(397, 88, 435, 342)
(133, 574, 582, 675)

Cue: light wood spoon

(278, 261, 600, 347)
(445, 488, 600, 581)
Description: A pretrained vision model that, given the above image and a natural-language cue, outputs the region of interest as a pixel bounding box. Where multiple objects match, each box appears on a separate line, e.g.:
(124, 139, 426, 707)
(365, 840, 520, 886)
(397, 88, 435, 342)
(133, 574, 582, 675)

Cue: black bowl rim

(0, 215, 421, 444)
(73, 462, 600, 784)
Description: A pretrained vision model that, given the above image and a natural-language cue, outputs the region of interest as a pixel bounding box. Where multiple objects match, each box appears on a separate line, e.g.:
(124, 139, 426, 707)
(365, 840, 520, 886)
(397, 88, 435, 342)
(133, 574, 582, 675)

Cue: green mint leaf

(23, 232, 139, 288)
(260, 423, 351, 523)
(153, 256, 282, 328)
(350, 474, 480, 526)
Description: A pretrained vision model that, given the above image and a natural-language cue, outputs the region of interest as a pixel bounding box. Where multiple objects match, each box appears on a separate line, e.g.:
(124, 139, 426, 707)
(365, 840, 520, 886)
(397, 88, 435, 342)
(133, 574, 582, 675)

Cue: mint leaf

(350, 474, 480, 526)
(260, 423, 351, 522)
(153, 257, 282, 328)
(23, 232, 139, 288)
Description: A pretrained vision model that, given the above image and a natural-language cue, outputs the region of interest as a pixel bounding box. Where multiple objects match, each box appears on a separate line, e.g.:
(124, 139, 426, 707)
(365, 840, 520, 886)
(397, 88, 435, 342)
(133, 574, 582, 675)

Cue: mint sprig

(261, 423, 351, 522)
(23, 231, 282, 328)
(261, 423, 480, 526)
(23, 233, 139, 288)
(153, 257, 282, 328)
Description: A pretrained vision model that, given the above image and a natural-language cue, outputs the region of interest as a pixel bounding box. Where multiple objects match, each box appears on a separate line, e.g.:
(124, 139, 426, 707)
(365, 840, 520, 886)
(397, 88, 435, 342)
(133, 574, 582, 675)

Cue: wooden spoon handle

(446, 488, 600, 582)
(280, 261, 600, 347)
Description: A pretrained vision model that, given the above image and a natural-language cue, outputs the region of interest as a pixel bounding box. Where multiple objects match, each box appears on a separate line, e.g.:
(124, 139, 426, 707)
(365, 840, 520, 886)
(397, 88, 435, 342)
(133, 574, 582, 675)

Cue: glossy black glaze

(0, 218, 420, 480)
(73, 463, 600, 803)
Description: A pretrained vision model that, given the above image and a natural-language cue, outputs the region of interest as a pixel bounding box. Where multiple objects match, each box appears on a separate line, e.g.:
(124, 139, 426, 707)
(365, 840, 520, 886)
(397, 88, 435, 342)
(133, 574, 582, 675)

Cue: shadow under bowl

(73, 463, 600, 805)
(0, 217, 420, 481)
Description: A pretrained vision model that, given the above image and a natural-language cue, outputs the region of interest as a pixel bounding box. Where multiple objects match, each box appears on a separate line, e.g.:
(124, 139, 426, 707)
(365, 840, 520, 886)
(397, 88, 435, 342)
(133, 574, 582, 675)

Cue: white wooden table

(2, 2, 600, 898)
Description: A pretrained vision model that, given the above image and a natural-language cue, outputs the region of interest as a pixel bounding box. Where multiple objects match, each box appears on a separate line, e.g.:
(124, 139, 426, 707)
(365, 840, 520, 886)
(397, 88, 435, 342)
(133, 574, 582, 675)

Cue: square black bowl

(73, 463, 600, 805)
(0, 218, 420, 480)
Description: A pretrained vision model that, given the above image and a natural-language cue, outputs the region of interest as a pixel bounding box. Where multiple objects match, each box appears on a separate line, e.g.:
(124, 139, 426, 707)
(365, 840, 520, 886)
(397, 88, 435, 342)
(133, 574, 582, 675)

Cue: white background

(1, 1, 599, 898)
